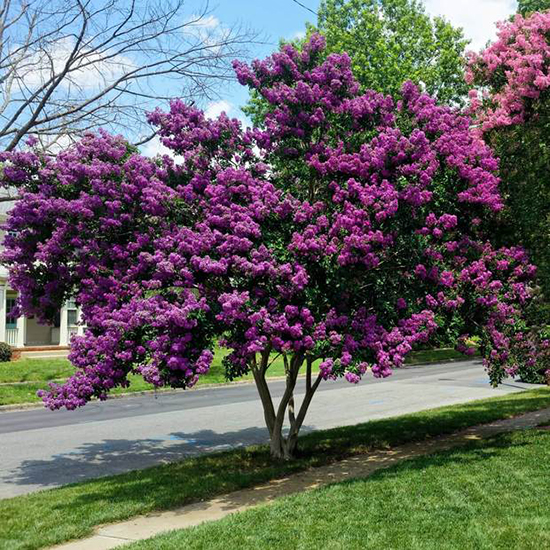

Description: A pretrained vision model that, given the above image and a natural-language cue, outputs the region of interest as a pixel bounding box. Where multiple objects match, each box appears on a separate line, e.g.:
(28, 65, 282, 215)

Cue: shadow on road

(1, 424, 315, 494)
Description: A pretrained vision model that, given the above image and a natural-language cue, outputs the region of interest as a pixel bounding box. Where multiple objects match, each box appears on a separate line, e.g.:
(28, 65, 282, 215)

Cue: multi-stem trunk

(251, 350, 323, 460)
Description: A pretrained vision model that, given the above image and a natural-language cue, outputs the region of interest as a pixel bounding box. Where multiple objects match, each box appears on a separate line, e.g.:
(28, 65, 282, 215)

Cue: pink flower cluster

(0, 34, 544, 410)
(467, 11, 550, 131)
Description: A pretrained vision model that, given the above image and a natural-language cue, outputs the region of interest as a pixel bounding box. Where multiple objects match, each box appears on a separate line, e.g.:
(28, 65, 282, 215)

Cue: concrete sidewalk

(50, 406, 550, 550)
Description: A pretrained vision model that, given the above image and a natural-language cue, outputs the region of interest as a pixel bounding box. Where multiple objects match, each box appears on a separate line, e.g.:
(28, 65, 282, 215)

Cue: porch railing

(6, 328, 17, 346)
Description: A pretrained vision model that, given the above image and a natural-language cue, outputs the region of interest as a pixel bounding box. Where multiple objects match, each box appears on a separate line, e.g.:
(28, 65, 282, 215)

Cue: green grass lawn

(0, 388, 549, 550)
(403, 347, 478, 364)
(0, 358, 75, 383)
(128, 428, 550, 550)
(0, 347, 469, 406)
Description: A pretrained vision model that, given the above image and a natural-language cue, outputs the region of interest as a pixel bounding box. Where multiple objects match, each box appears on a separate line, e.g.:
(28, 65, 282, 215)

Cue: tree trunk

(269, 427, 295, 460)
(252, 352, 323, 460)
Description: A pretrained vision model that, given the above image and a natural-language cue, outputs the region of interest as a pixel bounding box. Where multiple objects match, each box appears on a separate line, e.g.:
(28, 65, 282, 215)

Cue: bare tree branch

(0, 0, 260, 152)
(132, 130, 156, 147)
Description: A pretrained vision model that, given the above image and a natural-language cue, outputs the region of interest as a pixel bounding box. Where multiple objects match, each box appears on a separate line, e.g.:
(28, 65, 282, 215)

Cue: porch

(0, 285, 82, 348)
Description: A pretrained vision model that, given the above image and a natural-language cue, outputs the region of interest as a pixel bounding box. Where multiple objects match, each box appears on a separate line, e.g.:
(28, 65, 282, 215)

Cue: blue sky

(207, 0, 315, 119)
(144, 0, 519, 156)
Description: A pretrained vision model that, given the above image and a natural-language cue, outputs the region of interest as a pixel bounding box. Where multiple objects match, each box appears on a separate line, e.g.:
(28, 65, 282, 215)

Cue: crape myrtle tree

(245, 0, 470, 127)
(467, 11, 550, 368)
(1, 35, 546, 459)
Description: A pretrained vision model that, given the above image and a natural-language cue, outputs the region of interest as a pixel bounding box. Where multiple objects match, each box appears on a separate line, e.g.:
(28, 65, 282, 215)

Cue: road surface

(0, 360, 535, 498)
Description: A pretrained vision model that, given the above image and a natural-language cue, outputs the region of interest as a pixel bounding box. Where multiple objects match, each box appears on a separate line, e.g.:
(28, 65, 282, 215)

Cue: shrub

(517, 327, 550, 384)
(0, 342, 13, 363)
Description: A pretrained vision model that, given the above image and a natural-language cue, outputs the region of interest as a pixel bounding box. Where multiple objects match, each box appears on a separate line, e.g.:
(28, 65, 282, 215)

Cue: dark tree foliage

(517, 0, 550, 15)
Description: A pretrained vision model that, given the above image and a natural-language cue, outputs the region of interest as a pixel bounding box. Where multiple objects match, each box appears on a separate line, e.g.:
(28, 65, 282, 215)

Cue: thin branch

(291, 0, 317, 16)
(132, 130, 156, 147)
(0, 0, 259, 150)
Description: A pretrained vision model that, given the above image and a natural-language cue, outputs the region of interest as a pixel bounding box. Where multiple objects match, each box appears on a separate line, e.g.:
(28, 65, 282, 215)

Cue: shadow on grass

(35, 421, 539, 523)
(164, 431, 533, 515)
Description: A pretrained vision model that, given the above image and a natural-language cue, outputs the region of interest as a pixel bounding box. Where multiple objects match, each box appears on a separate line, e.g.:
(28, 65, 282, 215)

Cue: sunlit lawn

(128, 428, 550, 550)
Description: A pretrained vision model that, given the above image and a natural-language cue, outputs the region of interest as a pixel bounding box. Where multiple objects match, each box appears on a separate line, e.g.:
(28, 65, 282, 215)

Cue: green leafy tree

(487, 123, 550, 307)
(315, 0, 469, 104)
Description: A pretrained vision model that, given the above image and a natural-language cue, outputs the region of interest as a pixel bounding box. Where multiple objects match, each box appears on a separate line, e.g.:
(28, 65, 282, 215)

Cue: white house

(0, 210, 83, 349)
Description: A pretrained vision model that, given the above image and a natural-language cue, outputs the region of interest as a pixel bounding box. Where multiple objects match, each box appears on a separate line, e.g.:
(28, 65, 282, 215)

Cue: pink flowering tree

(467, 10, 550, 382)
(466, 11, 550, 132)
(0, 35, 544, 459)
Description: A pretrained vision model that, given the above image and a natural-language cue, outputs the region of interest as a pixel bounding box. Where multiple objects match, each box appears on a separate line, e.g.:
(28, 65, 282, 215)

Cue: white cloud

(292, 30, 306, 40)
(19, 37, 135, 91)
(184, 14, 229, 51)
(204, 99, 233, 119)
(141, 135, 175, 158)
(187, 14, 220, 31)
(423, 0, 517, 52)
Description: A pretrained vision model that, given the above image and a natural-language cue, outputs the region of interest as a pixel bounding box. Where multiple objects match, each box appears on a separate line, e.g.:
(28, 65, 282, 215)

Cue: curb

(0, 376, 289, 413)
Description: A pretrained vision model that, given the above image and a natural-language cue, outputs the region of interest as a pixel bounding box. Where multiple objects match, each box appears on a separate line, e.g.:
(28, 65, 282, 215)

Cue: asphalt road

(0, 360, 535, 499)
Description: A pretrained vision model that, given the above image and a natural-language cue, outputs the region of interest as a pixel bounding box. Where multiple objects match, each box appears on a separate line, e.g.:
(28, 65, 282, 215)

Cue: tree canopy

(1, 35, 547, 459)
(314, 0, 470, 104)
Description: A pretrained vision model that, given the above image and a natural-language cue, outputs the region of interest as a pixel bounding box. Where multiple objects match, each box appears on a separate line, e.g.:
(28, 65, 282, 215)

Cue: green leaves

(488, 114, 550, 299)
(517, 0, 550, 16)
(316, 0, 470, 105)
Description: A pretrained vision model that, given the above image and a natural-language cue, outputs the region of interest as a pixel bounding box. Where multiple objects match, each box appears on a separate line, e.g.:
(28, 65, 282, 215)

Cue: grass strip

(0, 358, 75, 384)
(0, 387, 549, 550)
(0, 348, 468, 406)
(128, 428, 550, 550)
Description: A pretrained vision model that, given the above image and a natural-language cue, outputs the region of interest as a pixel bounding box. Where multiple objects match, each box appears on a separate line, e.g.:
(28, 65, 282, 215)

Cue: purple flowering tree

(0, 35, 544, 459)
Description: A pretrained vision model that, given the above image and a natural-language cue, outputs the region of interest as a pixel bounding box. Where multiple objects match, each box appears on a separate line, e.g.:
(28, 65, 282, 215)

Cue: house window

(66, 299, 78, 326)
(6, 298, 17, 329)
(67, 309, 78, 326)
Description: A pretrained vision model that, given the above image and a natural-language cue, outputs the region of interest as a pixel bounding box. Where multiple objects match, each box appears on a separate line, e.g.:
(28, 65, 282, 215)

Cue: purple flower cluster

(0, 35, 545, 410)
